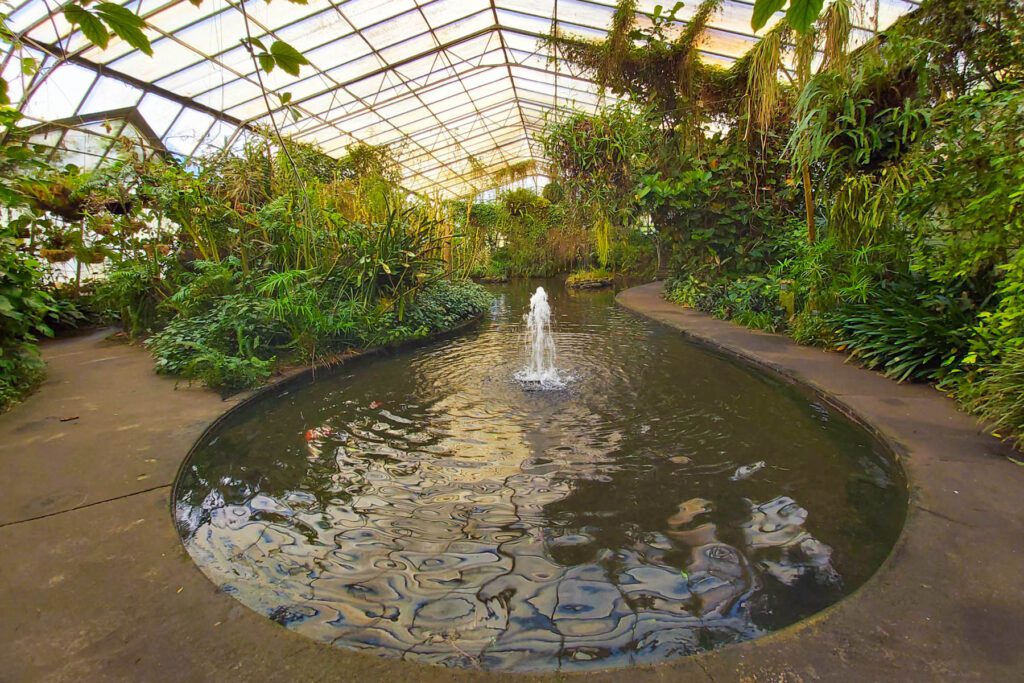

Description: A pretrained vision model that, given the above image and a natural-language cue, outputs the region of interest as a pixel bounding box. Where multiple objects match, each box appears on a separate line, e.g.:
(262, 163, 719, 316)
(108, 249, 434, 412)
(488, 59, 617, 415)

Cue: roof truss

(2, 0, 919, 197)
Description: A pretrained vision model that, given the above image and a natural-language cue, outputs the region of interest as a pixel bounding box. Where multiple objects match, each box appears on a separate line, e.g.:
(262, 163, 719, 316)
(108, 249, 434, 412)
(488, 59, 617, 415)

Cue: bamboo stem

(802, 164, 815, 243)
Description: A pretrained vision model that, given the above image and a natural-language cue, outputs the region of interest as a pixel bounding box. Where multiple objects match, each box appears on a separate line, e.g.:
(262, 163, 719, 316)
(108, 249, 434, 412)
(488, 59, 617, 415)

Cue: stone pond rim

(155, 281, 1024, 679)
(171, 280, 905, 672)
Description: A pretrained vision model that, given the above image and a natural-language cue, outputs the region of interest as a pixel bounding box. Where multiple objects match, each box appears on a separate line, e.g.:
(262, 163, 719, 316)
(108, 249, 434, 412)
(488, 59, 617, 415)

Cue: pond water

(174, 278, 906, 672)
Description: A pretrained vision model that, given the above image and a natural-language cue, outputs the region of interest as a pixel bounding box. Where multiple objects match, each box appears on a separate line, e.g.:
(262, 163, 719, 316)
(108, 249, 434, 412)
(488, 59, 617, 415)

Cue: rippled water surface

(175, 279, 906, 671)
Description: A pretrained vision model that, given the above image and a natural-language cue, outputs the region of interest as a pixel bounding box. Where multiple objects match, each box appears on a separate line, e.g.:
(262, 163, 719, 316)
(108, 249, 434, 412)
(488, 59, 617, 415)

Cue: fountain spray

(515, 286, 564, 389)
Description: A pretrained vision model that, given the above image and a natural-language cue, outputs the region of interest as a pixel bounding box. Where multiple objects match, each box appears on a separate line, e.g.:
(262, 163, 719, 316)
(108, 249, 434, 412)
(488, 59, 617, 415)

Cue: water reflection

(175, 279, 904, 671)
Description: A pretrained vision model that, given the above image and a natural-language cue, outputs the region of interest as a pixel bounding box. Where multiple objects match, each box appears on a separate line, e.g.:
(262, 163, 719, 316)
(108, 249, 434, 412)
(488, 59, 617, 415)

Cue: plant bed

(566, 268, 614, 289)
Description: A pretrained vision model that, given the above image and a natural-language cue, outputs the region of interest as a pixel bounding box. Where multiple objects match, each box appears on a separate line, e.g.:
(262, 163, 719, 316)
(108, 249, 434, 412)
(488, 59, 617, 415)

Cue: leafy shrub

(964, 243, 1024, 367)
(1, 228, 54, 411)
(606, 231, 657, 276)
(645, 134, 798, 279)
(145, 293, 286, 390)
(95, 257, 170, 337)
(162, 258, 244, 318)
(0, 345, 45, 413)
(566, 268, 614, 289)
(667, 274, 787, 332)
(961, 347, 1024, 449)
(44, 283, 109, 334)
(399, 279, 491, 337)
(833, 282, 974, 382)
(790, 310, 840, 348)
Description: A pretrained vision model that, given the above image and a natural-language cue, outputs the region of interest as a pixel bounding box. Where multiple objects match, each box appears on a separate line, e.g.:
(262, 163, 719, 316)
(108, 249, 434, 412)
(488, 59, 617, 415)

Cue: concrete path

(1, 286, 1023, 681)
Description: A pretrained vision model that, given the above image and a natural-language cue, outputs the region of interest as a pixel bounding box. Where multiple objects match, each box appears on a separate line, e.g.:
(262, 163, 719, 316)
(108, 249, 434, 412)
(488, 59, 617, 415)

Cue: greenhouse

(1, 0, 1023, 679)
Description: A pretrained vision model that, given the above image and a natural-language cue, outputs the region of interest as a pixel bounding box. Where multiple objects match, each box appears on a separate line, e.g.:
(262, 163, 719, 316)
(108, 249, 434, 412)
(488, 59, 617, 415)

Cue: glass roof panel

(22, 63, 95, 121)
(79, 76, 144, 116)
(137, 93, 185, 138)
(163, 108, 215, 155)
(423, 0, 491, 28)
(7, 0, 919, 195)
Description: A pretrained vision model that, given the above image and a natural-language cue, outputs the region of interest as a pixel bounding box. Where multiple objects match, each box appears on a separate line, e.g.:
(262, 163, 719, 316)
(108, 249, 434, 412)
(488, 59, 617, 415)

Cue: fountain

(514, 286, 565, 389)
(175, 278, 906, 672)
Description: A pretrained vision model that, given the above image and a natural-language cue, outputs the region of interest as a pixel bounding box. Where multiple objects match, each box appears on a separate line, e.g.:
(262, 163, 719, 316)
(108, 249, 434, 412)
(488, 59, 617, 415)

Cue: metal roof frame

(2, 0, 919, 197)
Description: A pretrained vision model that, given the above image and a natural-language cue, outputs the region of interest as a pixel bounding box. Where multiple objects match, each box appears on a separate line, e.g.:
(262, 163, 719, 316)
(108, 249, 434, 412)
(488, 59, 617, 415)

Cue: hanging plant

(39, 248, 74, 263)
(122, 218, 148, 235)
(77, 246, 108, 265)
(87, 213, 114, 236)
(102, 197, 134, 216)
(20, 176, 87, 222)
(142, 243, 171, 257)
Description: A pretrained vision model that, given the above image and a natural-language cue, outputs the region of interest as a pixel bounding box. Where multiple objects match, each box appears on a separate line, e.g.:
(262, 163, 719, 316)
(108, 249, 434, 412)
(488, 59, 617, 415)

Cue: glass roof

(2, 0, 919, 197)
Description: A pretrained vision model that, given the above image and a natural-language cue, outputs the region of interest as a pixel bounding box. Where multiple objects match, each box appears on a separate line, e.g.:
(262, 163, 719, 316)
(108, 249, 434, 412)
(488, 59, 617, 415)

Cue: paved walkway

(1, 286, 1023, 681)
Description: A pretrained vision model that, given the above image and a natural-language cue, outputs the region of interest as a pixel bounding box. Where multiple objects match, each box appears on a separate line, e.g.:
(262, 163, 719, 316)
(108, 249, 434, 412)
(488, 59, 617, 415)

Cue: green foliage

(399, 280, 492, 337)
(962, 347, 1024, 450)
(95, 257, 170, 337)
(0, 344, 45, 414)
(970, 249, 1024, 365)
(667, 274, 787, 332)
(64, 3, 153, 56)
(546, 1, 736, 129)
(145, 277, 490, 391)
(540, 103, 657, 269)
(641, 134, 797, 278)
(241, 37, 311, 77)
(472, 189, 583, 278)
(894, 0, 1024, 94)
(146, 292, 285, 390)
(902, 86, 1024, 286)
(789, 34, 936, 178)
(1, 226, 55, 411)
(789, 309, 839, 347)
(541, 180, 564, 205)
(832, 282, 975, 383)
(0, 229, 54, 346)
(606, 230, 657, 276)
(566, 268, 614, 289)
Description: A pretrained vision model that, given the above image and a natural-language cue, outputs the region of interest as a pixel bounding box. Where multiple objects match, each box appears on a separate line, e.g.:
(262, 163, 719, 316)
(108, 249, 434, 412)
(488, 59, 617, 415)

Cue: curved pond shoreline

(616, 281, 1024, 681)
(173, 280, 906, 671)
(0, 282, 1021, 681)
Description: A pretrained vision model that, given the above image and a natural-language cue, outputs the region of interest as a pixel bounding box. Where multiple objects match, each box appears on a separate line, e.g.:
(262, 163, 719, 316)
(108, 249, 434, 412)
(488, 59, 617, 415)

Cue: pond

(173, 278, 906, 672)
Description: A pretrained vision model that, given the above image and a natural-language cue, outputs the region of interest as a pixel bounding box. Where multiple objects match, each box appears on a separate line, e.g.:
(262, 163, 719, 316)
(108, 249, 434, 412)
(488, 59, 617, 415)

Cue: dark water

(174, 279, 906, 672)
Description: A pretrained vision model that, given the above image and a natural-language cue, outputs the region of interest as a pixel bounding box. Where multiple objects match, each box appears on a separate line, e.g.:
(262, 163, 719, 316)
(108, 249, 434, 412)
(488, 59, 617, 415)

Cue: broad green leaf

(95, 3, 153, 55)
(0, 77, 8, 106)
(244, 36, 267, 53)
(258, 53, 275, 74)
(279, 91, 293, 105)
(64, 5, 109, 50)
(269, 40, 309, 77)
(751, 0, 785, 32)
(785, 0, 825, 34)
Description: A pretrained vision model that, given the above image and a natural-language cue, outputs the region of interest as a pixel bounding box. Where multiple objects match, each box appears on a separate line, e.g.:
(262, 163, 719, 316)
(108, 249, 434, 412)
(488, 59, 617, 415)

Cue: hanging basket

(78, 248, 107, 265)
(123, 219, 147, 235)
(142, 243, 171, 257)
(89, 216, 114, 236)
(103, 199, 134, 216)
(39, 248, 75, 263)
